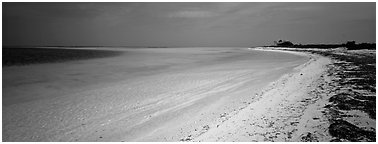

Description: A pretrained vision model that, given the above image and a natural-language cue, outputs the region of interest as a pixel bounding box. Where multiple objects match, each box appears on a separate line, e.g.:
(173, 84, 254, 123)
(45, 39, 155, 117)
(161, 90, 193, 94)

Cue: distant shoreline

(3, 47, 124, 67)
(3, 46, 247, 49)
(2, 47, 249, 67)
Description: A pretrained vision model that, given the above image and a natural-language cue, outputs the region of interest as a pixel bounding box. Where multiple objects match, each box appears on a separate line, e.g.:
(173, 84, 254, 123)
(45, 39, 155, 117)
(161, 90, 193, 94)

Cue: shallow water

(3, 47, 308, 141)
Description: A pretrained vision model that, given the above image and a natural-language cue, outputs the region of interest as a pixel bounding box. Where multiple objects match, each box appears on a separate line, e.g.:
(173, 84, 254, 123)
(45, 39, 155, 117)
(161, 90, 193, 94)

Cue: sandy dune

(3, 47, 308, 141)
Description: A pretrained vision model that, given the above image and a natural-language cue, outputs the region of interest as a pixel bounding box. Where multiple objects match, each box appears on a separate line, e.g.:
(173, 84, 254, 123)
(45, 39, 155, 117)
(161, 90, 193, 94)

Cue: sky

(3, 2, 376, 47)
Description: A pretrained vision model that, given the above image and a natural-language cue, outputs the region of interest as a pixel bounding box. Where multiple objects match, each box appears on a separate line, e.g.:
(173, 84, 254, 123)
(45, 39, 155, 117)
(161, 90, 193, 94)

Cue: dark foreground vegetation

(290, 48, 376, 142)
(3, 47, 124, 66)
(315, 50, 375, 142)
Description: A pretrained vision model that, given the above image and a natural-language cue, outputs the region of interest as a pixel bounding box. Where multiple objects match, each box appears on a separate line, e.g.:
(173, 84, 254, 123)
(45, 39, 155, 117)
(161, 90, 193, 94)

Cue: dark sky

(3, 2, 376, 47)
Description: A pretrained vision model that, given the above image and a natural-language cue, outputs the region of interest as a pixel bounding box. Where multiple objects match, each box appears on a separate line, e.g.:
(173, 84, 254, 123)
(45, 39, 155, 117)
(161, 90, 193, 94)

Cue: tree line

(269, 40, 376, 50)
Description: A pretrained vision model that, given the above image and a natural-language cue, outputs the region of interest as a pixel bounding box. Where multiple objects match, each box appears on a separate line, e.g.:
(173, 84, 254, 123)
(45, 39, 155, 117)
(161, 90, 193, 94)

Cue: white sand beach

(194, 51, 332, 141)
(3, 2, 375, 142)
(3, 47, 312, 141)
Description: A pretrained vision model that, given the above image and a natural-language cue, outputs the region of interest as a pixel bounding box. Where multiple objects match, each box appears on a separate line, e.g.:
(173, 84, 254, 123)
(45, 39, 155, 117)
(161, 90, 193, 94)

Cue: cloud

(167, 10, 218, 18)
(164, 3, 245, 19)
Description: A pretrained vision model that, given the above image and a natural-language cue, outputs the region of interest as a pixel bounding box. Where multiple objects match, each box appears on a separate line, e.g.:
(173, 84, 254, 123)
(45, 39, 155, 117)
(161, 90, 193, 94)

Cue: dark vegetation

(329, 120, 376, 142)
(292, 48, 376, 142)
(3, 47, 123, 66)
(268, 40, 376, 50)
(328, 93, 375, 119)
(273, 40, 294, 47)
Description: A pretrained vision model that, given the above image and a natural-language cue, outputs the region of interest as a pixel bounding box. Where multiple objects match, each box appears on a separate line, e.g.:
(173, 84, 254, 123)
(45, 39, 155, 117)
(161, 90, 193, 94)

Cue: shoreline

(3, 47, 374, 142)
(3, 48, 308, 141)
(192, 47, 375, 142)
(191, 48, 333, 141)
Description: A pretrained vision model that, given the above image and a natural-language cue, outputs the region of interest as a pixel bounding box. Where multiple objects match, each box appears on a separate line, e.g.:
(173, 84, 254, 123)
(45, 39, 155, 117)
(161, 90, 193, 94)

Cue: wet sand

(3, 47, 308, 141)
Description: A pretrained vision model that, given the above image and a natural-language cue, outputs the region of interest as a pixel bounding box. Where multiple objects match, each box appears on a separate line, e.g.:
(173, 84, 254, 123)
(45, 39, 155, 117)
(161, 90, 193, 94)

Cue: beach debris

(180, 135, 193, 141)
(202, 125, 210, 131)
(220, 112, 227, 118)
(300, 132, 319, 142)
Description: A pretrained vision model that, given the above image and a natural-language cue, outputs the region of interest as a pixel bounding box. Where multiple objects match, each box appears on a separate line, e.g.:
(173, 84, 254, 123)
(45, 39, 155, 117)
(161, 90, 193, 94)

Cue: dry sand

(3, 47, 311, 141)
(193, 50, 333, 141)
